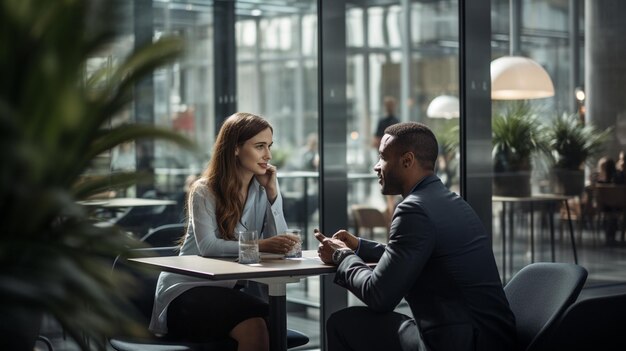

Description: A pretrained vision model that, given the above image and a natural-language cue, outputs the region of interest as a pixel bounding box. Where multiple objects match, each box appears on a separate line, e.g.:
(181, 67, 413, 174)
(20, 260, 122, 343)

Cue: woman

(149, 112, 299, 351)
(594, 156, 617, 184)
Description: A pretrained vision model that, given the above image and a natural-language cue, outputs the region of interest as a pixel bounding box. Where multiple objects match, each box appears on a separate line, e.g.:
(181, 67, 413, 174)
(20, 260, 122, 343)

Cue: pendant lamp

(491, 56, 555, 100)
(426, 95, 459, 119)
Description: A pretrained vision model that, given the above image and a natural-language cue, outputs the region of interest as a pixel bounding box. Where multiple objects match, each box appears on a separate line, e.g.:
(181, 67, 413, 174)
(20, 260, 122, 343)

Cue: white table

(130, 250, 348, 351)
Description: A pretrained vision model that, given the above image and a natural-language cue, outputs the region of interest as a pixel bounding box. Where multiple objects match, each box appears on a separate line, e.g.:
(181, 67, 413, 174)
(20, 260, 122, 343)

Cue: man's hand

(331, 230, 359, 251)
(314, 229, 348, 264)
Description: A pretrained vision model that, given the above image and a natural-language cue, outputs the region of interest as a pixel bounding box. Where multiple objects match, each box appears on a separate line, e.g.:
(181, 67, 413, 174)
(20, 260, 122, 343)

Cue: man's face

(373, 134, 403, 195)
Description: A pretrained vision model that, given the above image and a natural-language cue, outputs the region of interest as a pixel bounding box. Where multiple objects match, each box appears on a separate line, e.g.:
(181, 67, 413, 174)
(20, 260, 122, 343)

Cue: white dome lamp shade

(427, 95, 459, 119)
(490, 56, 555, 100)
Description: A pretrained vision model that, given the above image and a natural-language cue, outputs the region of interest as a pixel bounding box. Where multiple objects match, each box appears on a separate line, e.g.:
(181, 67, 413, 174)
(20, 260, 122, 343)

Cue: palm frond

(492, 101, 548, 172)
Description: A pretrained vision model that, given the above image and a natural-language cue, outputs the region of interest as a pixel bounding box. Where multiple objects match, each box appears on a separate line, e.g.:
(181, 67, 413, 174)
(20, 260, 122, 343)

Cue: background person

(372, 96, 400, 149)
(149, 113, 299, 351)
(282, 132, 320, 227)
(316, 122, 517, 351)
(591, 156, 617, 184)
(300, 132, 320, 171)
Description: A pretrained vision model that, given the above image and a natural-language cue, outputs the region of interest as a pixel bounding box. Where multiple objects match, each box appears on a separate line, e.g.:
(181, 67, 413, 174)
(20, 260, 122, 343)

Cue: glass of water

(238, 230, 259, 264)
(281, 228, 302, 258)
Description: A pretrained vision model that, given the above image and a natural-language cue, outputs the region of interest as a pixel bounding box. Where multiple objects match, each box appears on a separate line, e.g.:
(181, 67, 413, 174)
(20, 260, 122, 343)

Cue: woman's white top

(149, 178, 288, 334)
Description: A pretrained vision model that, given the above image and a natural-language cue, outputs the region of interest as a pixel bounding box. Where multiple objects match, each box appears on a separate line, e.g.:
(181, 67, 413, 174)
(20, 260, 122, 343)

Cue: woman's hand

(255, 164, 278, 203)
(259, 234, 299, 254)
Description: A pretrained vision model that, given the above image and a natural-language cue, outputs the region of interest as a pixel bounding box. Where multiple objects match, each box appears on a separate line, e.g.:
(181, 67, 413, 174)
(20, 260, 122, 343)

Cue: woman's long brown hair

(188, 112, 272, 241)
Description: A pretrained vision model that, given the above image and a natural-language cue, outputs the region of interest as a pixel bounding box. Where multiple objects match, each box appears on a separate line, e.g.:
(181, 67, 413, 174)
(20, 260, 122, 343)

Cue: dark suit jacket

(335, 175, 517, 351)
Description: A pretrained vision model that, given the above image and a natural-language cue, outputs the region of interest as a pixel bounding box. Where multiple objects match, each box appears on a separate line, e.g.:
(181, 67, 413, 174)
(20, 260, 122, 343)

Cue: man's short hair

(384, 122, 438, 171)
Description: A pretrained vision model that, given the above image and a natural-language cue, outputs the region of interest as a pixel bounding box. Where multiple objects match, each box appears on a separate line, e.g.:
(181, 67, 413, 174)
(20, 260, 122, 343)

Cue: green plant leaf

(492, 101, 549, 172)
(547, 113, 612, 170)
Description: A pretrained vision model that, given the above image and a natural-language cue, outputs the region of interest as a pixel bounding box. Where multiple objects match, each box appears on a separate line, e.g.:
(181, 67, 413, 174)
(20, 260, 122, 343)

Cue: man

(372, 96, 400, 149)
(316, 122, 517, 351)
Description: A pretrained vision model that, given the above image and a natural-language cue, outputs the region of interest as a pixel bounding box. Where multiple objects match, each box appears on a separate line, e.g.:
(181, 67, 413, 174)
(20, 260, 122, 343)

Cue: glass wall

(94, 1, 318, 194)
(490, 0, 626, 286)
(345, 1, 460, 222)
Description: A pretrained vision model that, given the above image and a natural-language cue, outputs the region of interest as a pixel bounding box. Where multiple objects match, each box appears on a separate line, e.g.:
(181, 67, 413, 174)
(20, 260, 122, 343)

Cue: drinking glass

(281, 228, 302, 258)
(238, 230, 259, 264)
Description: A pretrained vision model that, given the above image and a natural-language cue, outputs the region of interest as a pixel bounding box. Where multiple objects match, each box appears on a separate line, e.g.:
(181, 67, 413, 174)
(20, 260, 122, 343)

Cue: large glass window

(346, 1, 460, 218)
(490, 0, 626, 287)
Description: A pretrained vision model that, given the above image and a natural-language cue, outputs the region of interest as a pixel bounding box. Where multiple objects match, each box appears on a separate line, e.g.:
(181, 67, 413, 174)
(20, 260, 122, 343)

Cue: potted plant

(492, 101, 548, 197)
(0, 1, 195, 349)
(547, 113, 611, 195)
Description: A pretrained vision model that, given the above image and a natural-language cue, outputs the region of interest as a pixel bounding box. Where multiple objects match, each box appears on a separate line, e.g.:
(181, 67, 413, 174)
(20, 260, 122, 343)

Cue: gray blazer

(335, 175, 517, 351)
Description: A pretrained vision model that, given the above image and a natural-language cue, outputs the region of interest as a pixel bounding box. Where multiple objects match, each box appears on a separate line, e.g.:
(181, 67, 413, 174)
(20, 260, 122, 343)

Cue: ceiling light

(490, 56, 555, 100)
(426, 95, 459, 119)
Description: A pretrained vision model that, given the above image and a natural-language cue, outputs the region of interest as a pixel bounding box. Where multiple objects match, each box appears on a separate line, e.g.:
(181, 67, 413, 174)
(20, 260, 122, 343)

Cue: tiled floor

(41, 214, 626, 351)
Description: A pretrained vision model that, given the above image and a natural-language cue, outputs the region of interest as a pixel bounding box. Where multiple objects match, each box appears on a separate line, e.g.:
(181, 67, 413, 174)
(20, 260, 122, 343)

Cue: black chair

(109, 247, 308, 351)
(504, 262, 587, 351)
(545, 292, 626, 350)
(140, 223, 186, 247)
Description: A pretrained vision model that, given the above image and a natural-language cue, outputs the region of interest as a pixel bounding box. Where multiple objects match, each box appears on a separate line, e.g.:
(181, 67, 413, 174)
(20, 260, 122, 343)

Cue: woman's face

(236, 127, 273, 176)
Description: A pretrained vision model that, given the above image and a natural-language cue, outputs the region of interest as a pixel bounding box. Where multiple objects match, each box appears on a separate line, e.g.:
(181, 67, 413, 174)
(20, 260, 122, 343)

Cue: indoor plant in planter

(492, 101, 548, 197)
(0, 1, 194, 350)
(547, 113, 611, 195)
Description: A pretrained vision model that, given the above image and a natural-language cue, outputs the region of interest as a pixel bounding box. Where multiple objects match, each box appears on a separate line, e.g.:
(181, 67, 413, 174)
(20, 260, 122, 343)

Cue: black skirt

(166, 286, 268, 342)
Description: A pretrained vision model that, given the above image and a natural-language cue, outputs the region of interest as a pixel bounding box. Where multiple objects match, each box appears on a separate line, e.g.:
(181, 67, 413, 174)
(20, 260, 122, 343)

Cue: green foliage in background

(0, 0, 195, 349)
(492, 101, 548, 172)
(547, 113, 612, 170)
